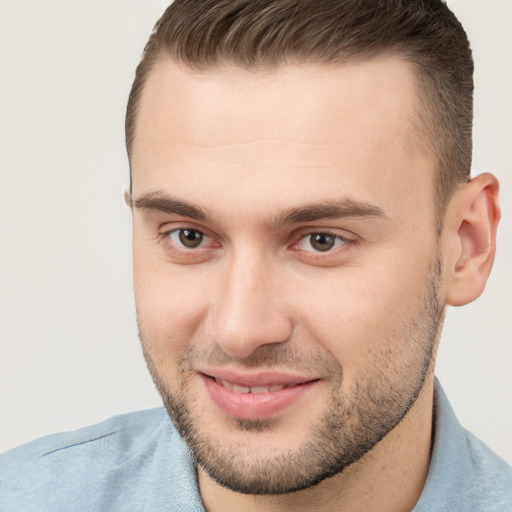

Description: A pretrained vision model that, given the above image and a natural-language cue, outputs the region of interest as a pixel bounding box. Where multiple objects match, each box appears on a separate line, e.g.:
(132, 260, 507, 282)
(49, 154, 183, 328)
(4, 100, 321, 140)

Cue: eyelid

(156, 222, 357, 261)
(290, 228, 359, 257)
(159, 221, 211, 240)
(158, 223, 221, 260)
(168, 228, 210, 249)
(293, 227, 357, 243)
(299, 232, 346, 250)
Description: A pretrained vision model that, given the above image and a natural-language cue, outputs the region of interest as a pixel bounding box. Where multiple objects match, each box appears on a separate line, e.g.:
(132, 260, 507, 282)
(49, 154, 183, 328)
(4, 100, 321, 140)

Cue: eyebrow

(131, 191, 386, 227)
(131, 191, 209, 221)
(267, 199, 386, 229)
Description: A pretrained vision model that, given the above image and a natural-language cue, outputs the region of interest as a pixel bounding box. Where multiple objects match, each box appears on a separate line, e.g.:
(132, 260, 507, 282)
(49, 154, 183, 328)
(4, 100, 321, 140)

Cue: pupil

(311, 233, 334, 252)
(179, 229, 203, 248)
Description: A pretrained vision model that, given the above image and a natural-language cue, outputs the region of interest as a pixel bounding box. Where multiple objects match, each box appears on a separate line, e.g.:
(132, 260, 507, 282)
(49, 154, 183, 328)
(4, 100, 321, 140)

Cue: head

(125, 0, 499, 498)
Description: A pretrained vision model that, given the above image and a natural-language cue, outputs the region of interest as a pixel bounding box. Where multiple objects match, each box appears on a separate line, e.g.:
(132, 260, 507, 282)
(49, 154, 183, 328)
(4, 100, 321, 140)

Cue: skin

(128, 56, 500, 511)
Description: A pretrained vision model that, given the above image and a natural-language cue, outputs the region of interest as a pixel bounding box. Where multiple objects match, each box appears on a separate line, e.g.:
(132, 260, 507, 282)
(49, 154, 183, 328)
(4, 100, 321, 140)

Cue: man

(1, 1, 511, 510)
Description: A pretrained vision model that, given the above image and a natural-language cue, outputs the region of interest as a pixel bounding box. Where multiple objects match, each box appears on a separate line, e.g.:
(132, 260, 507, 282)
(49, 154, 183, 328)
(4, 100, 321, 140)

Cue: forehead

(131, 56, 435, 221)
(133, 56, 422, 153)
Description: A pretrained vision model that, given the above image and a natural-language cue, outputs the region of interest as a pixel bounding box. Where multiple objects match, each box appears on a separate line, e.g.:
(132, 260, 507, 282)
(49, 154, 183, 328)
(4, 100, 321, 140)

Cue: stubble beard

(139, 257, 444, 495)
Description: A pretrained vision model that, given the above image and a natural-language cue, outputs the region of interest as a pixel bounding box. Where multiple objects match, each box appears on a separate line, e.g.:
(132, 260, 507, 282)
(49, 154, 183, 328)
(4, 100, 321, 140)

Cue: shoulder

(0, 408, 201, 512)
(415, 382, 512, 512)
(462, 429, 512, 510)
(0, 407, 167, 466)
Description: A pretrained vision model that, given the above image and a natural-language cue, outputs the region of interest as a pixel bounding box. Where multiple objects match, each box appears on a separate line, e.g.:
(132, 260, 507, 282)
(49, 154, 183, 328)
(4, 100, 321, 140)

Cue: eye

(169, 228, 208, 249)
(298, 232, 347, 252)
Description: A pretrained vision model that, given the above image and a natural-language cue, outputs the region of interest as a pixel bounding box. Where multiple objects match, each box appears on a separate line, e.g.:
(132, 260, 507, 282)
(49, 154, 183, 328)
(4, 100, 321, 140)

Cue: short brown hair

(126, 0, 473, 222)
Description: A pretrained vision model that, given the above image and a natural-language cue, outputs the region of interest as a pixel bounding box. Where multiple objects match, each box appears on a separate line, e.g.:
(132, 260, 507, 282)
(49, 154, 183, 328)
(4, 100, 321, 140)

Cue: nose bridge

(211, 245, 293, 358)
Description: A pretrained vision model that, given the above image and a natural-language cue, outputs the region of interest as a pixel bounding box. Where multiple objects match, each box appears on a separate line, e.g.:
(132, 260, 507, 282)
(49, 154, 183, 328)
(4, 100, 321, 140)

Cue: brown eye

(176, 229, 205, 248)
(298, 232, 346, 252)
(310, 233, 336, 251)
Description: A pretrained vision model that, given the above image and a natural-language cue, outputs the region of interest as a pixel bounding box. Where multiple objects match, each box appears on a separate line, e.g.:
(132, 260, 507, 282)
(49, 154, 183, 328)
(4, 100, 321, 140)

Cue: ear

(124, 190, 132, 207)
(445, 173, 500, 307)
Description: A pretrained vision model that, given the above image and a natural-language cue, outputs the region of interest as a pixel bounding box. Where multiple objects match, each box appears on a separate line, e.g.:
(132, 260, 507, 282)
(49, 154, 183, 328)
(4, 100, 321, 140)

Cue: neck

(198, 377, 434, 512)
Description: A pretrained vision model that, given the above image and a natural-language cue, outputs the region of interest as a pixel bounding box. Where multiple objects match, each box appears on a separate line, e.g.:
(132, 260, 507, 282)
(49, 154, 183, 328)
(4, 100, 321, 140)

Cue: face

(130, 57, 445, 494)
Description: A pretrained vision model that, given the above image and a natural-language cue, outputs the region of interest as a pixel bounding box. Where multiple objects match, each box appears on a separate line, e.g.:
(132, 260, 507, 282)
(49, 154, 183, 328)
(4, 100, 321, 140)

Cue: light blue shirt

(1, 382, 511, 511)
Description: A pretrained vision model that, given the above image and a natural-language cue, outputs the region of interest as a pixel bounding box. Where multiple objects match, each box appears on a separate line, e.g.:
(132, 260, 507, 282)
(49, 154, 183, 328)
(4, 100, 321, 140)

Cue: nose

(208, 250, 294, 359)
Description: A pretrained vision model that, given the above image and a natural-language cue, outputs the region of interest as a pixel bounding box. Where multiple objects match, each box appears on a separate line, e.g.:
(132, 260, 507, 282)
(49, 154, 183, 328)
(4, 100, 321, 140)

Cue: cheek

(293, 262, 428, 363)
(133, 254, 212, 353)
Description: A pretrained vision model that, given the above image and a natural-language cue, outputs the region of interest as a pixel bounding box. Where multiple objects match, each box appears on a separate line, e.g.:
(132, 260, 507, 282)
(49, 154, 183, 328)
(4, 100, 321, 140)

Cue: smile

(214, 378, 295, 394)
(200, 371, 320, 420)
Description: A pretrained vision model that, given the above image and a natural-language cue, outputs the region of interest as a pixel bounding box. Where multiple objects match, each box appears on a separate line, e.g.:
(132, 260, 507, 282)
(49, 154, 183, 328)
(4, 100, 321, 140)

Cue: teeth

(251, 385, 273, 394)
(232, 384, 251, 394)
(216, 378, 287, 394)
(269, 384, 286, 392)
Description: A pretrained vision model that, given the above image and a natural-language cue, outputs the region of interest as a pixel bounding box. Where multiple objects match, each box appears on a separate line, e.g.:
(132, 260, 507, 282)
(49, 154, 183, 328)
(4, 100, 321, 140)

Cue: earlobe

(445, 173, 500, 307)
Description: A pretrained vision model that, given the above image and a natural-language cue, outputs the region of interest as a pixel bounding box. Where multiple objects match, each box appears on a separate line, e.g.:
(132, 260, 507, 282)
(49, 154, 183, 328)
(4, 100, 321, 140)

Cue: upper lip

(198, 367, 319, 387)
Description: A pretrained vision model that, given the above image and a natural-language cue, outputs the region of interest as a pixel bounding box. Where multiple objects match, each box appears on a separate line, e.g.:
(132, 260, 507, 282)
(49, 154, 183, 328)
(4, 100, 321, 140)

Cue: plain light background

(1, 0, 511, 463)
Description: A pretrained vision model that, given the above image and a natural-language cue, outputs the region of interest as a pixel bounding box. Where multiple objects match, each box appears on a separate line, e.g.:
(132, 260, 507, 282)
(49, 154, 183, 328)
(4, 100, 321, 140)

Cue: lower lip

(201, 375, 319, 421)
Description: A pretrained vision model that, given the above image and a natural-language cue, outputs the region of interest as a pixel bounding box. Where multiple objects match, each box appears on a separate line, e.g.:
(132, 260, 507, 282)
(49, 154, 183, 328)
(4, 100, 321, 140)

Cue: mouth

(199, 371, 320, 421)
(213, 377, 304, 394)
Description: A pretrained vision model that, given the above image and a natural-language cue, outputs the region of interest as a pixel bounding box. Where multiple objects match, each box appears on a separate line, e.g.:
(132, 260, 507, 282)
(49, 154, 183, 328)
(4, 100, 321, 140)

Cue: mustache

(180, 341, 343, 375)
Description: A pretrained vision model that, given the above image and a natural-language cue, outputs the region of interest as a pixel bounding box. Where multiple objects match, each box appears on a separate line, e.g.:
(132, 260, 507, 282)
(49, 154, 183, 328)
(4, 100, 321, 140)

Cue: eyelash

(158, 227, 216, 258)
(296, 230, 349, 251)
(159, 227, 357, 258)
